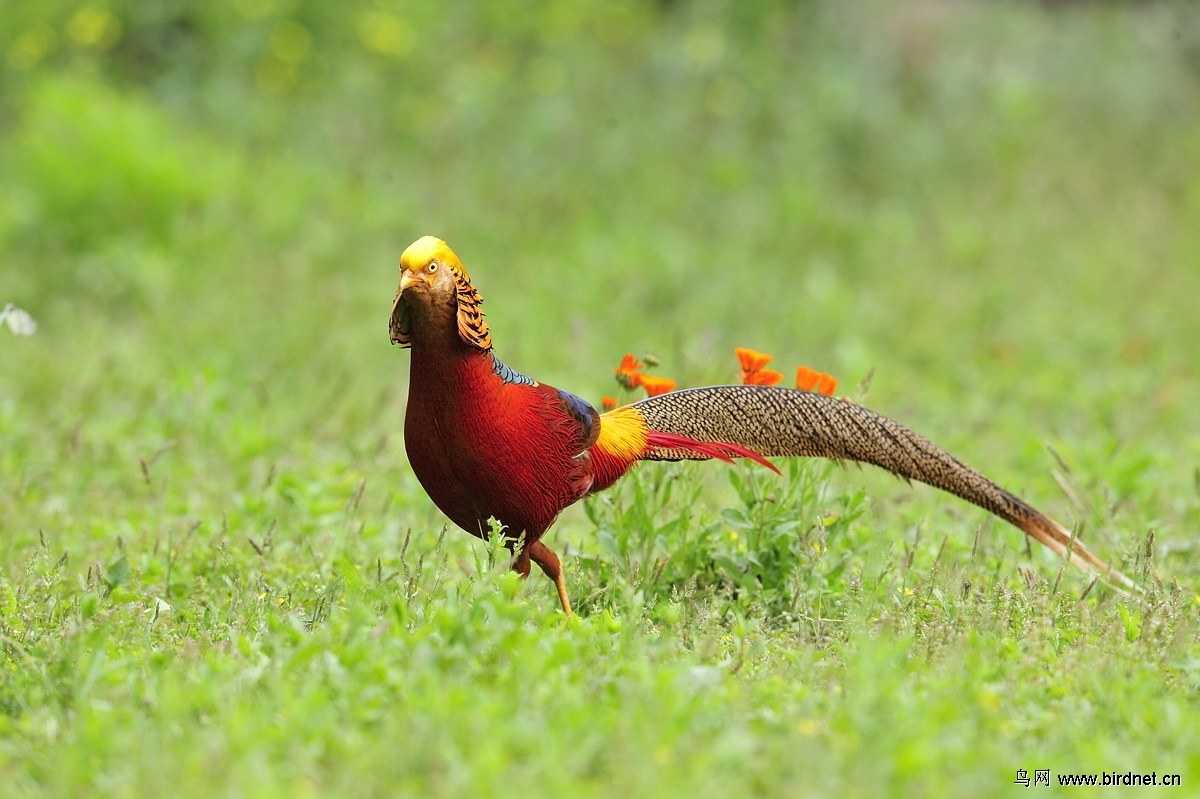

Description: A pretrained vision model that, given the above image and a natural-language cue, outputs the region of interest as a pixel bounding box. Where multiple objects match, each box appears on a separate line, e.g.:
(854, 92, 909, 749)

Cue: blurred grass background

(2, 1, 1200, 796)
(4, 0, 1198, 566)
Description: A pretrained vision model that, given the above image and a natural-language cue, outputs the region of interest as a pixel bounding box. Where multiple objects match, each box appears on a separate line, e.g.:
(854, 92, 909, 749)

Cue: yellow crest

(392, 236, 492, 351)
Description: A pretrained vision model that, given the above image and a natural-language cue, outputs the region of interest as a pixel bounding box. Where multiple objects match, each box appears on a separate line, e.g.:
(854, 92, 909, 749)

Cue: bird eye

(427, 262, 438, 273)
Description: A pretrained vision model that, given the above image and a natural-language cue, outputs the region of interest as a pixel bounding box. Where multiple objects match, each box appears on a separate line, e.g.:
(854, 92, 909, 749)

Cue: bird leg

(508, 538, 572, 616)
(527, 540, 573, 617)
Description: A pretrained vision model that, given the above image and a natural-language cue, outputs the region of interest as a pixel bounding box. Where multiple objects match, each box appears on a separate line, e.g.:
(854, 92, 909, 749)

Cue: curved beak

(399, 270, 420, 294)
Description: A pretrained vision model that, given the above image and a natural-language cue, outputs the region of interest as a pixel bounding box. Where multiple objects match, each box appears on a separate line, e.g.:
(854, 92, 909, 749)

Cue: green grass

(2, 1, 1200, 796)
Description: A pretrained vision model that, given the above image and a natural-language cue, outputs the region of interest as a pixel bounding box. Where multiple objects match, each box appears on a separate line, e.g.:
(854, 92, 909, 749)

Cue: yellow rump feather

(593, 406, 649, 462)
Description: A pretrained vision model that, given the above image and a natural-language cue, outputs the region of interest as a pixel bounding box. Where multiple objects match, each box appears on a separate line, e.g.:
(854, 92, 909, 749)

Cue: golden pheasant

(390, 236, 1135, 615)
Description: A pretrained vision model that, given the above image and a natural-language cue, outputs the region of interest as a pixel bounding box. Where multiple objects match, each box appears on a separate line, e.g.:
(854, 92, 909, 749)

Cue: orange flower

(796, 366, 820, 392)
(615, 353, 644, 375)
(736, 346, 784, 386)
(614, 353, 646, 390)
(638, 375, 677, 397)
(743, 368, 784, 386)
(735, 347, 773, 374)
(601, 396, 618, 411)
(797, 365, 838, 396)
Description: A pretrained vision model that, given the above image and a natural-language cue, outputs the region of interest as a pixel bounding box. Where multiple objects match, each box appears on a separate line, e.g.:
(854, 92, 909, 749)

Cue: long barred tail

(631, 385, 1136, 591)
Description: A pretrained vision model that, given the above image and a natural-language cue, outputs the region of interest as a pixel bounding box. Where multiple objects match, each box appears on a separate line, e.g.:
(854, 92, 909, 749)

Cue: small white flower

(1, 303, 37, 336)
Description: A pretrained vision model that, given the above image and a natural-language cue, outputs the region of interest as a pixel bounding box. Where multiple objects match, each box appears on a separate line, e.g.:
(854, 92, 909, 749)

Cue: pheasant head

(390, 236, 492, 350)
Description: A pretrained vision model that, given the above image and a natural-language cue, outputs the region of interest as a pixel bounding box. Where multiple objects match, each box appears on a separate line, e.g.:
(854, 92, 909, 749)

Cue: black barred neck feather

(453, 270, 492, 350)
